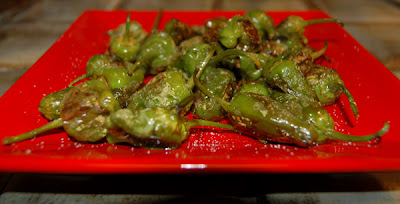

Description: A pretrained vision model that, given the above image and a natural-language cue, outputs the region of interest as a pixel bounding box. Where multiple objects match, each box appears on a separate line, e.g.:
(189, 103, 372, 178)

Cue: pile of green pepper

(2, 10, 389, 149)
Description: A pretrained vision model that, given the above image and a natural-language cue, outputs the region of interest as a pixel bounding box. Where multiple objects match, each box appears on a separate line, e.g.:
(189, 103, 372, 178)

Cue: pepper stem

(152, 9, 163, 32)
(193, 67, 231, 112)
(123, 12, 131, 43)
(186, 49, 215, 90)
(208, 49, 263, 69)
(305, 18, 344, 27)
(324, 122, 389, 142)
(339, 85, 359, 118)
(2, 118, 63, 145)
(187, 119, 234, 131)
(311, 41, 328, 61)
(68, 73, 92, 87)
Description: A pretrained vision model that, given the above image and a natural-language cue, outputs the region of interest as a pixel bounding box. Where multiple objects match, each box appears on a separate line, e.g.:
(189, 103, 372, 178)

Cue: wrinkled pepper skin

(108, 108, 188, 148)
(306, 65, 359, 117)
(194, 67, 236, 121)
(107, 20, 147, 43)
(276, 16, 343, 38)
(128, 70, 192, 110)
(228, 93, 319, 147)
(164, 18, 196, 45)
(38, 87, 72, 121)
(86, 54, 120, 75)
(265, 60, 318, 102)
(270, 90, 335, 131)
(60, 80, 120, 143)
(235, 80, 271, 97)
(269, 90, 387, 144)
(173, 43, 213, 78)
(245, 10, 276, 40)
(218, 15, 261, 52)
(96, 67, 145, 108)
(136, 32, 177, 74)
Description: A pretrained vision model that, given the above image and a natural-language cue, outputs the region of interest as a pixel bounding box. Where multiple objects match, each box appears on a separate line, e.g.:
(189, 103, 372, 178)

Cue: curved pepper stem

(186, 49, 215, 90)
(193, 66, 231, 112)
(68, 73, 93, 87)
(186, 119, 234, 131)
(306, 18, 344, 27)
(208, 49, 263, 69)
(339, 85, 359, 118)
(311, 41, 328, 61)
(2, 118, 63, 145)
(323, 122, 389, 142)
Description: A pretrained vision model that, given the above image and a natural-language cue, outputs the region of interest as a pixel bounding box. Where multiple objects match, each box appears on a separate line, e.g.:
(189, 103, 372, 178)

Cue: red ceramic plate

(0, 10, 399, 174)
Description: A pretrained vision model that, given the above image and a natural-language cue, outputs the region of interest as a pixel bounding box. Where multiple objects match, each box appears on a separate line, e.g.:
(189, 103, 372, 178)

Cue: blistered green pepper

(264, 60, 318, 102)
(275, 15, 343, 44)
(164, 18, 195, 45)
(128, 70, 192, 110)
(86, 54, 120, 75)
(270, 90, 388, 144)
(109, 13, 142, 62)
(194, 67, 236, 121)
(2, 80, 120, 145)
(107, 14, 147, 43)
(136, 32, 177, 74)
(245, 10, 276, 40)
(218, 15, 261, 52)
(235, 80, 271, 97)
(60, 80, 120, 142)
(38, 87, 72, 121)
(106, 107, 234, 149)
(306, 65, 359, 117)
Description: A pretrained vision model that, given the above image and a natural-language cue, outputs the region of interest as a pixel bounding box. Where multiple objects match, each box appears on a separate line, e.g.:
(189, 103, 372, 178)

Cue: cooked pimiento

(2, 10, 389, 149)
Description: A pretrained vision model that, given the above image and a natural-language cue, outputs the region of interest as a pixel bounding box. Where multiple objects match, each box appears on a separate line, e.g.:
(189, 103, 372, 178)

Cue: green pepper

(306, 65, 359, 117)
(109, 13, 143, 62)
(106, 107, 234, 149)
(60, 80, 120, 142)
(38, 87, 72, 121)
(2, 80, 120, 145)
(244, 9, 276, 40)
(86, 54, 120, 75)
(270, 90, 388, 144)
(107, 15, 147, 43)
(275, 15, 343, 44)
(194, 67, 236, 121)
(164, 18, 195, 45)
(218, 15, 261, 52)
(264, 60, 318, 102)
(128, 70, 192, 110)
(136, 31, 177, 74)
(276, 15, 343, 37)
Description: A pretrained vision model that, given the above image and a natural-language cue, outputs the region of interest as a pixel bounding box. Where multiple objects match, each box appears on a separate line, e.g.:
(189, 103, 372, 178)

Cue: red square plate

(0, 10, 399, 174)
